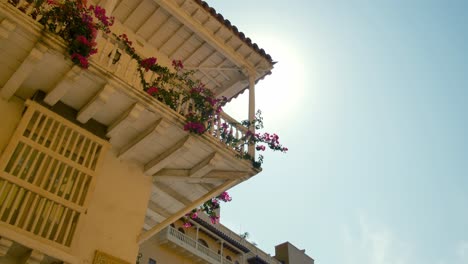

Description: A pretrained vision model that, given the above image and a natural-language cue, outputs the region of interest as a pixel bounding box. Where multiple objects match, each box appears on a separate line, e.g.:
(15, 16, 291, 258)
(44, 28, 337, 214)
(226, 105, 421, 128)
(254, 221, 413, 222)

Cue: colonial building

(0, 0, 278, 263)
(139, 214, 314, 264)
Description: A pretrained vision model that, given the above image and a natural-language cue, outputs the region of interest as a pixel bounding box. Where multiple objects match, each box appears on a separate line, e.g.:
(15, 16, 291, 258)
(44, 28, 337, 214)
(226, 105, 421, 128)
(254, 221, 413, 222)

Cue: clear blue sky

(205, 1, 468, 263)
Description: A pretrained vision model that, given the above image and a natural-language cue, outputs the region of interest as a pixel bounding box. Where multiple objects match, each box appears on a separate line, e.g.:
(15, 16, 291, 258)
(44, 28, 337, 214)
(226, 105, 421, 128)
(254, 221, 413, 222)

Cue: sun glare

(223, 35, 307, 127)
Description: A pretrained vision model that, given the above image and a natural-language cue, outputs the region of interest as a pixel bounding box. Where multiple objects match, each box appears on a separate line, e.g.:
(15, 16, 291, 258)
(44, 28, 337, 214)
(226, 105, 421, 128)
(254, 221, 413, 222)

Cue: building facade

(0, 0, 276, 263)
(139, 213, 314, 264)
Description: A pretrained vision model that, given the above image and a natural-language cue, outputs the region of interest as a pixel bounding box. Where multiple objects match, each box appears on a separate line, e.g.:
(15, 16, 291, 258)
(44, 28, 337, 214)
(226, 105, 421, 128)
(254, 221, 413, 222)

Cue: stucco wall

(71, 148, 153, 263)
(0, 97, 24, 155)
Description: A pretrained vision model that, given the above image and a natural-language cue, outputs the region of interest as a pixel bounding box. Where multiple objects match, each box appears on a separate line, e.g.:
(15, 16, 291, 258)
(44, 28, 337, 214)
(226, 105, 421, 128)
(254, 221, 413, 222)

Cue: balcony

(0, 0, 274, 250)
(158, 226, 233, 264)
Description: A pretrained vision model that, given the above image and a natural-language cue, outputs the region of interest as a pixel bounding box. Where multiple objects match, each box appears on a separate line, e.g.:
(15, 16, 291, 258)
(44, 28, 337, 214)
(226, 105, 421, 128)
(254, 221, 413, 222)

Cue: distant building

(274, 242, 314, 264)
(139, 213, 314, 264)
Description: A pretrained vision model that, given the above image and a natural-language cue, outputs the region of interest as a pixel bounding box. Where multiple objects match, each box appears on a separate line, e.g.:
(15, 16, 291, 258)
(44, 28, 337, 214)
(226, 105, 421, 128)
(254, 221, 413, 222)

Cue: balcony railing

(7, 0, 253, 161)
(162, 226, 233, 264)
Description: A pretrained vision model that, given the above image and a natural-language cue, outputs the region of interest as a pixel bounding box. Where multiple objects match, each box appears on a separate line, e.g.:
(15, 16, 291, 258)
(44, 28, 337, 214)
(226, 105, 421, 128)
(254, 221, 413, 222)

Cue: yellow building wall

(0, 97, 24, 155)
(71, 148, 153, 263)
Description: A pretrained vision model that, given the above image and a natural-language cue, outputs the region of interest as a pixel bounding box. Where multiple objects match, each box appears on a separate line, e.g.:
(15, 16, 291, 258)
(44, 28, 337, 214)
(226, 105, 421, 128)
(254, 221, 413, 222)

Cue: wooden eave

(110, 0, 274, 101)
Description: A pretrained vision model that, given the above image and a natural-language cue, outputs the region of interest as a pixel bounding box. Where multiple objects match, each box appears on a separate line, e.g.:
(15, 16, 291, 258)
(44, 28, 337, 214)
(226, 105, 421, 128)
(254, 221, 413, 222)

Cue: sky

(205, 1, 468, 263)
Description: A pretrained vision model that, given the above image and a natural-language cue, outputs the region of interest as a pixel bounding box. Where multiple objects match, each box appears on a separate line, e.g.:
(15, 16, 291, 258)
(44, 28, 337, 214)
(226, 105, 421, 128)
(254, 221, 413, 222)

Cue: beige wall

(71, 148, 153, 263)
(0, 97, 24, 155)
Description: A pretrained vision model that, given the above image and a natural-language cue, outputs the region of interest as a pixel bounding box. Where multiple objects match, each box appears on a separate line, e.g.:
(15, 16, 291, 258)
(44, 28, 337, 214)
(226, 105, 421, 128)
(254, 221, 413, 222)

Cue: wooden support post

(248, 73, 256, 156)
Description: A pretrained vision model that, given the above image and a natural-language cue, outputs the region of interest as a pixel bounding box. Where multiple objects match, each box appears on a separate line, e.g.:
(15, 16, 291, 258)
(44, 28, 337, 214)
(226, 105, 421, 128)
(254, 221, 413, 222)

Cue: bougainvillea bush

(182, 191, 232, 228)
(38, 0, 114, 68)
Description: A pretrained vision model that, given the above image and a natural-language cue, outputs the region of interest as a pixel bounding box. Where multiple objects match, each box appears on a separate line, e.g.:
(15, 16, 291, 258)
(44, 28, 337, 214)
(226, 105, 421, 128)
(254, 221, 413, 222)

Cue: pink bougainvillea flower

(146, 86, 159, 96)
(256, 145, 266, 151)
(209, 215, 220, 224)
(172, 59, 184, 71)
(183, 122, 205, 134)
(71, 53, 89, 69)
(183, 222, 192, 228)
(140, 57, 157, 71)
(75, 35, 91, 46)
(218, 192, 232, 202)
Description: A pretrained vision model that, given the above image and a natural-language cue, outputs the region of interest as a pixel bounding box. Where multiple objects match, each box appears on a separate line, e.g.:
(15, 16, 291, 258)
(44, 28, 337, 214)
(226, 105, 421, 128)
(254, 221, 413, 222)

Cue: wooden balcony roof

(108, 0, 274, 100)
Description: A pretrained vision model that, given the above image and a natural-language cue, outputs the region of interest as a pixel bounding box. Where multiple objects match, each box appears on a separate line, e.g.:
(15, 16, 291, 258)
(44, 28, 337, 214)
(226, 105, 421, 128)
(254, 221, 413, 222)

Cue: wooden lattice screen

(0, 101, 108, 247)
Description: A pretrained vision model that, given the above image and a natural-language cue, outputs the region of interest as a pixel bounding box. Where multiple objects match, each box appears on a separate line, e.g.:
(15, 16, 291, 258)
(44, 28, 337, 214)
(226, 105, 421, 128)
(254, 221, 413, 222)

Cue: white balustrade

(166, 226, 228, 263)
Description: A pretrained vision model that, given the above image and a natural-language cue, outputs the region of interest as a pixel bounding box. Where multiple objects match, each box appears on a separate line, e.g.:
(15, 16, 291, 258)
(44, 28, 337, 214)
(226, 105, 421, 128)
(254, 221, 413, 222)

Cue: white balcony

(158, 226, 234, 264)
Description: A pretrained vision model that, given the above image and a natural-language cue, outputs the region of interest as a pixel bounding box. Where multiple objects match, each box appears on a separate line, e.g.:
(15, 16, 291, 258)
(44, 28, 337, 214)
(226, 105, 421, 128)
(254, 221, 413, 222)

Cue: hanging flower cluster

(182, 191, 232, 228)
(38, 0, 114, 68)
(220, 110, 288, 168)
(116, 33, 227, 135)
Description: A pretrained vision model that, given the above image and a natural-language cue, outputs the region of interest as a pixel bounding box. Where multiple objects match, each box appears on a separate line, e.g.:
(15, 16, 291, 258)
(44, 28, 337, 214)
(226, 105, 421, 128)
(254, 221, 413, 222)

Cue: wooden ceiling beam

(154, 0, 255, 73)
(122, 0, 145, 24)
(205, 170, 250, 179)
(197, 50, 217, 67)
(77, 83, 116, 123)
(169, 32, 196, 58)
(107, 103, 145, 138)
(144, 135, 192, 175)
(153, 175, 225, 185)
(147, 200, 172, 218)
(147, 16, 172, 43)
(157, 23, 185, 50)
(199, 69, 221, 88)
(190, 152, 218, 178)
(153, 169, 249, 183)
(184, 42, 208, 64)
(118, 118, 164, 159)
(155, 182, 192, 205)
(138, 179, 239, 244)
(144, 216, 159, 229)
(136, 6, 161, 35)
(217, 79, 248, 98)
